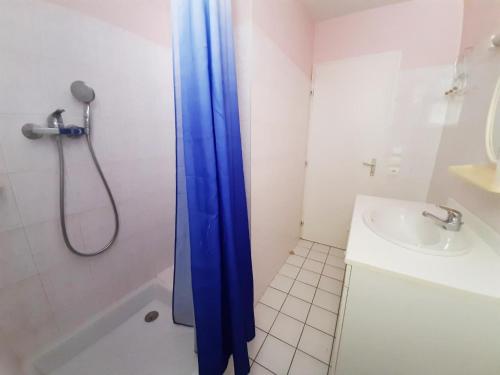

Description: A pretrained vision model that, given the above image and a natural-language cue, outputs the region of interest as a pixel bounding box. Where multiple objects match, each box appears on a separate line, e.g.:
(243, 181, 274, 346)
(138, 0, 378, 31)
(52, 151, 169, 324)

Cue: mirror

(486, 77, 500, 162)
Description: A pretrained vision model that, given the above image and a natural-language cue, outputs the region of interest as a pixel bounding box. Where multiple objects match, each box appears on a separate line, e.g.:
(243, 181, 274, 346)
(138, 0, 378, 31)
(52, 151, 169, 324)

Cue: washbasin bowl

(363, 206, 471, 256)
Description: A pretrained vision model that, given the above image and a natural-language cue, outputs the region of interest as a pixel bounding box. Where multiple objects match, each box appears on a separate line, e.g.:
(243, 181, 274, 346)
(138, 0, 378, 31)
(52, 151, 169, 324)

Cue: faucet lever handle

(438, 205, 462, 220)
(50, 109, 65, 118)
(47, 109, 66, 128)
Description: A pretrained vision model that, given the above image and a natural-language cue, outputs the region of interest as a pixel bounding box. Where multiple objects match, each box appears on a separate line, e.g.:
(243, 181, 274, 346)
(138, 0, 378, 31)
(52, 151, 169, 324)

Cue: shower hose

(56, 134, 119, 256)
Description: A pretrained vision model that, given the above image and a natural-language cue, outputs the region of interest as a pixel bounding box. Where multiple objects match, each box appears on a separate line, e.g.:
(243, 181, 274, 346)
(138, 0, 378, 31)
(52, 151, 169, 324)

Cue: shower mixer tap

(22, 109, 86, 139)
(20, 80, 119, 257)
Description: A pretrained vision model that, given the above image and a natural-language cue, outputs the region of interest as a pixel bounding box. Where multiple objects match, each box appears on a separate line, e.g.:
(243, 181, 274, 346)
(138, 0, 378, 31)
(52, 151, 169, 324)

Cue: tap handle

(438, 205, 462, 220)
(51, 109, 65, 117)
(47, 109, 65, 128)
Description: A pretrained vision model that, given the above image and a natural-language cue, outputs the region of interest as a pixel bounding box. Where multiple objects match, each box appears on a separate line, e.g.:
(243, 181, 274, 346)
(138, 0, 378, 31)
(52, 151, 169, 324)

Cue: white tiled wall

(250, 22, 312, 301)
(0, 0, 175, 361)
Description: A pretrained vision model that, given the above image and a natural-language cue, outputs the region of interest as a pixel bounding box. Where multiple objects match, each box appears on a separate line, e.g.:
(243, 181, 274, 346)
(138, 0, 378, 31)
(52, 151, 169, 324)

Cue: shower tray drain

(144, 310, 159, 323)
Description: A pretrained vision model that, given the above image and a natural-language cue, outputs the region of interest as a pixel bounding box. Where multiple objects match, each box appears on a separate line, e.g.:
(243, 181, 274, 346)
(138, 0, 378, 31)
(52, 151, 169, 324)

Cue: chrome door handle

(362, 158, 377, 176)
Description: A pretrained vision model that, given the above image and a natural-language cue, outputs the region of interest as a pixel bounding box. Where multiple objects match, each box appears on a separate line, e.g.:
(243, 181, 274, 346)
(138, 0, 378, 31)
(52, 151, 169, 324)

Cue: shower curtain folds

(172, 1, 255, 374)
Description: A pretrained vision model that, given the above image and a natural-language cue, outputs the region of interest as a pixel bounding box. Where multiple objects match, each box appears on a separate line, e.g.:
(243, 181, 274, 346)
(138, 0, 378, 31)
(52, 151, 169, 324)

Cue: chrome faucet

(422, 205, 463, 231)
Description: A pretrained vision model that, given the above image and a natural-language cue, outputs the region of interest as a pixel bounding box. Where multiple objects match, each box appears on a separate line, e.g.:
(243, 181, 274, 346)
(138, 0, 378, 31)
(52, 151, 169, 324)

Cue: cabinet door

(336, 266, 500, 375)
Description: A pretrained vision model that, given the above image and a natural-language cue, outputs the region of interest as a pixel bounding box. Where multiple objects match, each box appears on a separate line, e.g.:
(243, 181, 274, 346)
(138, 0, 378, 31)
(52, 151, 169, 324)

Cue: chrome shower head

(70, 80, 95, 104)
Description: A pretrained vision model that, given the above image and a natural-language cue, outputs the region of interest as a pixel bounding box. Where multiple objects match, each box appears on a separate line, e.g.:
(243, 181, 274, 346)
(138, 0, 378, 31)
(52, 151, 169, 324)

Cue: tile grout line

(286, 242, 329, 374)
(261, 287, 339, 336)
(327, 258, 347, 373)
(255, 241, 345, 373)
(254, 243, 313, 373)
(259, 299, 337, 339)
(253, 245, 308, 374)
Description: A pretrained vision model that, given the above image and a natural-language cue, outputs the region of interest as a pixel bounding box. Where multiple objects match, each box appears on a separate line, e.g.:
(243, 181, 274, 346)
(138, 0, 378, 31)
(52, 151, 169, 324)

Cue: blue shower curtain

(171, 1, 255, 374)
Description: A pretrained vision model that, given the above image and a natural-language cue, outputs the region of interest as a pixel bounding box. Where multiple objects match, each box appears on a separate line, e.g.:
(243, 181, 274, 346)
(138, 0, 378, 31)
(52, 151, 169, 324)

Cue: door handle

(362, 158, 377, 176)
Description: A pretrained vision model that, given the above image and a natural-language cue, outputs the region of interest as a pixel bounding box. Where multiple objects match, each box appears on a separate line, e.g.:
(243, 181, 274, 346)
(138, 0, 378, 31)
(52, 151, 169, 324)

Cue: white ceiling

(299, 0, 411, 21)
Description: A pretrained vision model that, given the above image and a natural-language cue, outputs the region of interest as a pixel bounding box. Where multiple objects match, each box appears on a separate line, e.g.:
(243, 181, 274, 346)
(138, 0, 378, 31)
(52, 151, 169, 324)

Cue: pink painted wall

(45, 0, 171, 48)
(314, 0, 463, 69)
(461, 0, 500, 51)
(254, 0, 314, 76)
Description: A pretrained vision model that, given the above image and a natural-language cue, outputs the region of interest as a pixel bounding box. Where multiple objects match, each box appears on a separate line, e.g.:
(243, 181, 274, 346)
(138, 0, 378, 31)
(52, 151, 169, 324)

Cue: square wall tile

(270, 313, 304, 347)
(260, 287, 287, 310)
(270, 274, 294, 293)
(313, 290, 340, 313)
(279, 263, 300, 279)
(24, 216, 85, 273)
(0, 275, 53, 339)
(8, 169, 60, 226)
(0, 147, 6, 174)
(307, 305, 337, 336)
(302, 259, 323, 274)
(0, 228, 37, 288)
(289, 281, 316, 303)
(281, 295, 311, 322)
(255, 335, 295, 375)
(0, 173, 22, 232)
(297, 269, 320, 287)
(322, 265, 344, 281)
(289, 350, 328, 375)
(255, 303, 278, 332)
(298, 325, 333, 364)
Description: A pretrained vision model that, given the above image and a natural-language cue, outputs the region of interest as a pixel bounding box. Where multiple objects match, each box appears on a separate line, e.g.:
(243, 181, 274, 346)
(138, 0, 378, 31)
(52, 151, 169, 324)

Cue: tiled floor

(249, 239, 346, 375)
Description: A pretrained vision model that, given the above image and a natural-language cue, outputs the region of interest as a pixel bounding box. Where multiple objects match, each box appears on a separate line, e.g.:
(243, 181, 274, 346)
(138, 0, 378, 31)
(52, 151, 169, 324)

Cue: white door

(302, 52, 401, 248)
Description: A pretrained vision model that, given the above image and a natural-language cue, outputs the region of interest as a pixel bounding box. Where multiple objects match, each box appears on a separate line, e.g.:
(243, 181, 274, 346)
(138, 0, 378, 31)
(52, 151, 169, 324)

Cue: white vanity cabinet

(332, 264, 500, 375)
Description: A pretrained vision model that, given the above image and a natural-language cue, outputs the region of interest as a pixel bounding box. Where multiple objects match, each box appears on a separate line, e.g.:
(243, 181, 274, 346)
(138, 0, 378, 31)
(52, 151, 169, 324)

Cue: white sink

(363, 206, 471, 256)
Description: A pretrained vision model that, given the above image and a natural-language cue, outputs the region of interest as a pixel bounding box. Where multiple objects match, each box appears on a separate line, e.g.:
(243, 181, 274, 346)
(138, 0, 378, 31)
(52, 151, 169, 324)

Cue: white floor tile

(286, 254, 305, 267)
(223, 356, 235, 374)
(248, 328, 267, 360)
(270, 313, 304, 347)
(302, 259, 323, 273)
(289, 350, 329, 375)
(311, 243, 330, 254)
(308, 250, 327, 263)
(292, 247, 309, 258)
(329, 248, 345, 258)
(297, 239, 313, 249)
(318, 276, 342, 295)
(306, 305, 337, 336)
(296, 269, 320, 287)
(260, 287, 287, 310)
(250, 363, 273, 375)
(270, 274, 294, 293)
(298, 325, 333, 364)
(289, 280, 316, 303)
(255, 335, 295, 375)
(281, 295, 311, 322)
(322, 265, 344, 281)
(313, 290, 340, 313)
(255, 303, 278, 332)
(279, 263, 300, 279)
(326, 255, 345, 269)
